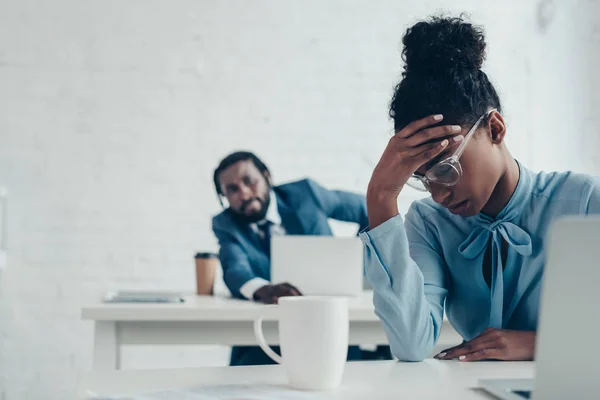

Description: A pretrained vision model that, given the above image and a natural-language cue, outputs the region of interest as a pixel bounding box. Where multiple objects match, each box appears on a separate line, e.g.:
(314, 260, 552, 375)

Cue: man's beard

(230, 194, 271, 224)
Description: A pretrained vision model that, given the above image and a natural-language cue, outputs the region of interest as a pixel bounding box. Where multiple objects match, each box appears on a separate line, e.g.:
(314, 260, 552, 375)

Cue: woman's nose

(429, 184, 452, 205)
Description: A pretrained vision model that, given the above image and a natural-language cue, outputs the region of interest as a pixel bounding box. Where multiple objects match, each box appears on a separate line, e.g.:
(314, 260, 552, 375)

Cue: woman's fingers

(407, 136, 462, 158)
(395, 114, 445, 139)
(458, 347, 504, 362)
(436, 328, 500, 360)
(439, 338, 498, 360)
(435, 343, 464, 359)
(404, 125, 463, 148)
(407, 138, 459, 165)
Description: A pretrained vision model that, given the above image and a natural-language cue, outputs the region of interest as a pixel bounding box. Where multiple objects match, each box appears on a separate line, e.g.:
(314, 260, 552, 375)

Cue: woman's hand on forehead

(366, 114, 463, 227)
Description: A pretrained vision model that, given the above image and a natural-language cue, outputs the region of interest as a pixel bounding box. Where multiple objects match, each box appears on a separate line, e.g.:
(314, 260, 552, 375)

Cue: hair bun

(402, 16, 486, 75)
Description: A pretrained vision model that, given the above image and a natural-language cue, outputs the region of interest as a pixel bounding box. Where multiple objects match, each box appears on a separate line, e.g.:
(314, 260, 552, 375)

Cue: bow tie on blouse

(458, 212, 533, 328)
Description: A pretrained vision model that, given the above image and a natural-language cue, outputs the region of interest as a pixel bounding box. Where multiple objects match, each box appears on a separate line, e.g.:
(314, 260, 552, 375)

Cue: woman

(362, 16, 600, 362)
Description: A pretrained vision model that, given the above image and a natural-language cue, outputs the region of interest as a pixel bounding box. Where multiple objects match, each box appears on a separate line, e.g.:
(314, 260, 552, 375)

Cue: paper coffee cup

(195, 252, 218, 295)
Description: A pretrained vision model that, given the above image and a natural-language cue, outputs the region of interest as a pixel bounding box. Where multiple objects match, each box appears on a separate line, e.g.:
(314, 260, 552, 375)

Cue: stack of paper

(102, 291, 184, 303)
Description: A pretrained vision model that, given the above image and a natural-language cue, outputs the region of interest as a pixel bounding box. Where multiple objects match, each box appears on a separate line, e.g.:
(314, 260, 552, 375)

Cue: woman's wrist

(366, 188, 400, 229)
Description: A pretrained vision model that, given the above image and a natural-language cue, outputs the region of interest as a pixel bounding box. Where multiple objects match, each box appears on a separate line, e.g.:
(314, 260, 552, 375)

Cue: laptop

(480, 216, 600, 399)
(270, 236, 363, 296)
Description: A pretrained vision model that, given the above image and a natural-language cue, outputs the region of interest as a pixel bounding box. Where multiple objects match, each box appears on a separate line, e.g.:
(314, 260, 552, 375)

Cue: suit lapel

(276, 195, 302, 234)
(276, 189, 319, 235)
(227, 211, 263, 249)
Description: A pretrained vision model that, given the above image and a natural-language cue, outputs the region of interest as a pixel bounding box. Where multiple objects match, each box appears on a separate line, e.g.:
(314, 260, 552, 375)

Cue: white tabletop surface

(82, 360, 534, 399)
(82, 291, 381, 321)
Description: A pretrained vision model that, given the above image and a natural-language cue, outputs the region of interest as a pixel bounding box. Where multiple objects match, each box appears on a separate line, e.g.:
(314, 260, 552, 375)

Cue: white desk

(82, 291, 462, 370)
(81, 360, 534, 399)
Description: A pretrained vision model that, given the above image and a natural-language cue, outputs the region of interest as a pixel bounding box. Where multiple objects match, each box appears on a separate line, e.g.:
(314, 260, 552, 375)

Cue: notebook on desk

(103, 291, 184, 303)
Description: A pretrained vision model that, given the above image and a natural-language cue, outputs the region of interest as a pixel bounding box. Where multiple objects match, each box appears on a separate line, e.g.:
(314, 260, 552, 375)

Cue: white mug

(253, 296, 349, 390)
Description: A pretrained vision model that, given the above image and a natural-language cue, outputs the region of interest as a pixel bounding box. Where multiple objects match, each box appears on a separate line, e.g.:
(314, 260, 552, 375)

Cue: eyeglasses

(406, 108, 497, 192)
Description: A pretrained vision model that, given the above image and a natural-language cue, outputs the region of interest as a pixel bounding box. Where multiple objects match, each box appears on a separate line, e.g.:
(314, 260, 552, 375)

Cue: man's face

(219, 160, 271, 223)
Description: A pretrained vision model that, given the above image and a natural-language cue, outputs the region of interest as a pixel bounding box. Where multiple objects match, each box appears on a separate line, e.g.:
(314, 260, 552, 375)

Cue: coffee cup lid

(195, 252, 218, 259)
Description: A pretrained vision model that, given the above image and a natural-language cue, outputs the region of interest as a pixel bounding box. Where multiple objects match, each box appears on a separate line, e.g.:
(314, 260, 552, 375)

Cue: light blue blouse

(360, 162, 600, 361)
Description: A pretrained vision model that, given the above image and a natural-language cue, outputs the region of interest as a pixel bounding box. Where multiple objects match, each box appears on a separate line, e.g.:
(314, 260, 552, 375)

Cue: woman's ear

(489, 111, 507, 144)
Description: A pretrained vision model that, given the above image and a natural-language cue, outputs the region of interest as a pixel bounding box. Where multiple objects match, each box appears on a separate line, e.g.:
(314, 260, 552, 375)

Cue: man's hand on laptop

(434, 328, 536, 362)
(253, 283, 302, 304)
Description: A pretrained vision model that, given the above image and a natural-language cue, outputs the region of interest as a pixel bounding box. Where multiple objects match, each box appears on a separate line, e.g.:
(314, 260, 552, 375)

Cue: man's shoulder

(273, 178, 324, 211)
(212, 209, 236, 231)
(274, 178, 322, 200)
(275, 178, 315, 193)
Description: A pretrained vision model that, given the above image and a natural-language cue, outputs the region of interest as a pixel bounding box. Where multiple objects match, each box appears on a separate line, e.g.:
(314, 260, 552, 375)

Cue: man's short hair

(213, 151, 270, 203)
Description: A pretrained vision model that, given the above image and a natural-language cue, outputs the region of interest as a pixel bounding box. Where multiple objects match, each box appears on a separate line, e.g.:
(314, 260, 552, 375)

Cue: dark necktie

(257, 220, 273, 255)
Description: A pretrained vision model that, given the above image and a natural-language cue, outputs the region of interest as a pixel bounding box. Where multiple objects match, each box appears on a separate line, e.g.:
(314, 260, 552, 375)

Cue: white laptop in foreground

(270, 236, 363, 296)
(480, 216, 600, 400)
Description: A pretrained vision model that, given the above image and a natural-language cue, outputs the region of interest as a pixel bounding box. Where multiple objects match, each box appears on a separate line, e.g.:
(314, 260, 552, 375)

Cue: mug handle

(254, 311, 283, 364)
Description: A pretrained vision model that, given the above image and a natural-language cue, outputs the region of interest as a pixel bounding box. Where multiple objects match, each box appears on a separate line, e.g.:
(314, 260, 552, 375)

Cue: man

(212, 151, 387, 365)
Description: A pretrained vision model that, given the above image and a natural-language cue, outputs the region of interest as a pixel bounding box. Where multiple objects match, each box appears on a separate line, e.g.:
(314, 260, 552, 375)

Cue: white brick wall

(0, 0, 598, 398)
